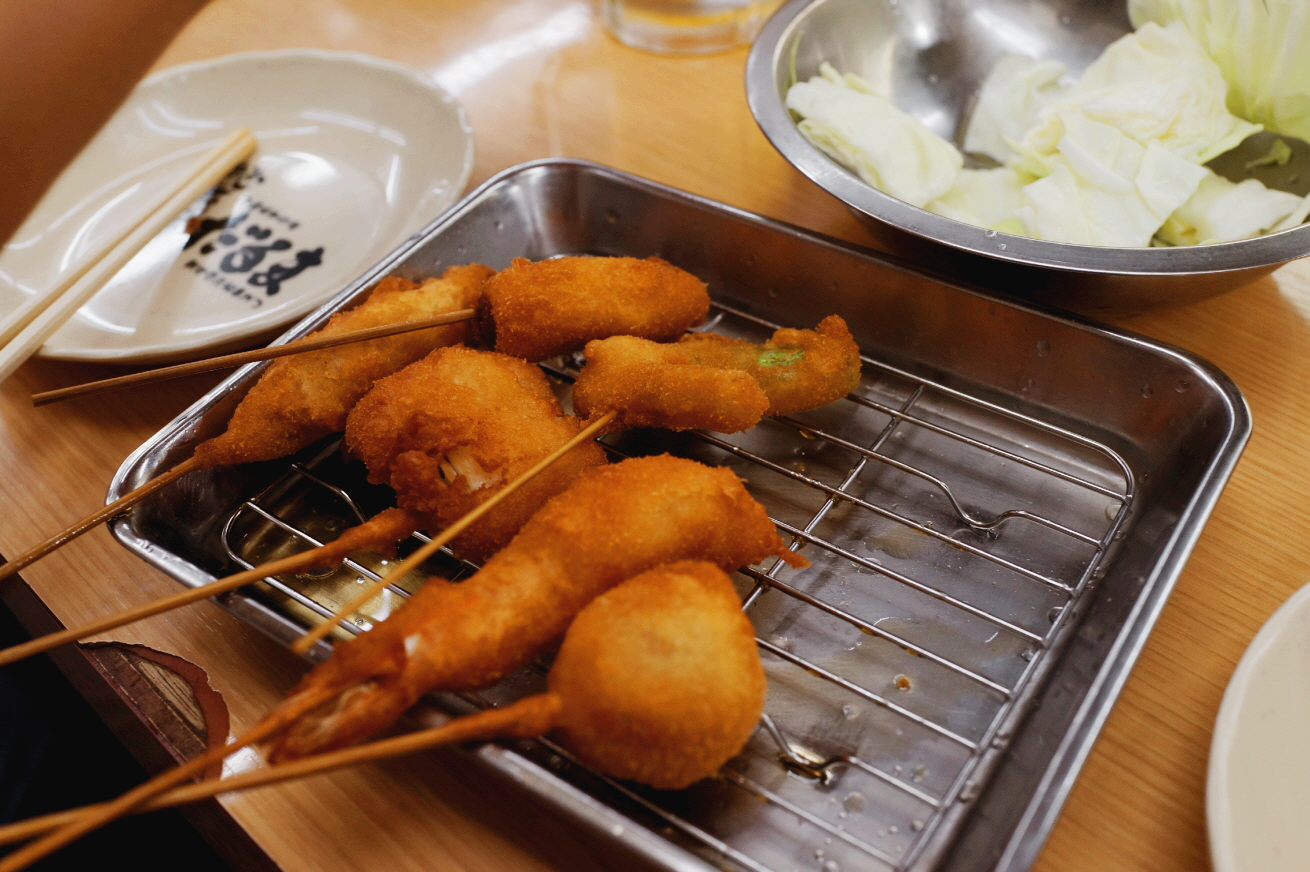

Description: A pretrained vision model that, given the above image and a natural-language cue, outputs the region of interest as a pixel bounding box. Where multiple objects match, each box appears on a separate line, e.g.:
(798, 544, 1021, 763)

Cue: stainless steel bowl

(745, 0, 1310, 311)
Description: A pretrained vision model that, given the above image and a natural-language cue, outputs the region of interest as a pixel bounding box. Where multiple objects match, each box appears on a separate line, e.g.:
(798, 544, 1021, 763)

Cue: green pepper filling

(758, 348, 805, 367)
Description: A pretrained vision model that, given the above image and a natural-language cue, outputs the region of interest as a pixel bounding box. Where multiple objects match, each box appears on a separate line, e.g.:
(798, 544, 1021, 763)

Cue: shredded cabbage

(924, 168, 1028, 234)
(1157, 173, 1310, 245)
(962, 54, 1069, 165)
(785, 63, 962, 208)
(1012, 21, 1260, 175)
(1016, 112, 1209, 246)
(1129, 0, 1310, 142)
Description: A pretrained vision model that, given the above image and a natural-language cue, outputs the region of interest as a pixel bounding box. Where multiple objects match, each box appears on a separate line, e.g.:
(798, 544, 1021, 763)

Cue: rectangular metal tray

(108, 159, 1250, 872)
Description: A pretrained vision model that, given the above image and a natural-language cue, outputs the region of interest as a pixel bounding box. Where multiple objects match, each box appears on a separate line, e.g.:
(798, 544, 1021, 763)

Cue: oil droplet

(1176, 379, 1191, 392)
(842, 791, 866, 812)
(815, 848, 826, 860)
(1141, 383, 1154, 398)
(911, 819, 925, 832)
(768, 635, 791, 651)
(1047, 605, 1064, 623)
(959, 780, 980, 801)
(823, 861, 840, 872)
(1019, 648, 1036, 661)
(1035, 339, 1050, 356)
(998, 243, 1008, 250)
(842, 703, 859, 720)
(889, 825, 899, 834)
(984, 229, 997, 238)
(894, 674, 913, 691)
(911, 765, 928, 783)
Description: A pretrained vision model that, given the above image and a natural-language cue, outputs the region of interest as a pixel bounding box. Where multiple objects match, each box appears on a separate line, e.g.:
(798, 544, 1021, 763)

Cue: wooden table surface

(3, 1, 1309, 869)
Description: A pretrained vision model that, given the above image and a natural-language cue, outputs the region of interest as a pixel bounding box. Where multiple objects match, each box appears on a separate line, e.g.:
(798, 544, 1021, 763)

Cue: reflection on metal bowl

(745, 0, 1310, 311)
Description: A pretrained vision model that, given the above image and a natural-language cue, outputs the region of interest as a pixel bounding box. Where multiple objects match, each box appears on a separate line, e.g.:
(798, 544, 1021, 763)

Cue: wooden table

(2, 1, 1308, 869)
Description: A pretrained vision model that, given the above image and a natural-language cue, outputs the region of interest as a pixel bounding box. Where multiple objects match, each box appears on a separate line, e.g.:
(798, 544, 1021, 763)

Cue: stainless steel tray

(108, 159, 1250, 872)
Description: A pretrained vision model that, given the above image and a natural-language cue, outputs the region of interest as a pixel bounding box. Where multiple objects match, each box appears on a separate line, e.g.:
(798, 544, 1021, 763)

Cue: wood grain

(1, 1, 1307, 870)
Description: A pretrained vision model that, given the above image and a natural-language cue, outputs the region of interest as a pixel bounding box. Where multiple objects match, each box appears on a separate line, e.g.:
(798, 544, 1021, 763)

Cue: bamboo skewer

(31, 308, 477, 406)
(0, 457, 199, 584)
(288, 410, 617, 654)
(0, 696, 542, 849)
(0, 128, 258, 384)
(0, 546, 340, 668)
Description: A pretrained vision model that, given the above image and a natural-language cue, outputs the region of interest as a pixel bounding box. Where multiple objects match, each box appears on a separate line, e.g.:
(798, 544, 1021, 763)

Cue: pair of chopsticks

(0, 128, 258, 385)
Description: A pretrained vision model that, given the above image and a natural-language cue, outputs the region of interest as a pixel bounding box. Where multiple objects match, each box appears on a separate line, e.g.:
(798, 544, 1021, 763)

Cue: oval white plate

(1207, 579, 1310, 872)
(0, 49, 473, 363)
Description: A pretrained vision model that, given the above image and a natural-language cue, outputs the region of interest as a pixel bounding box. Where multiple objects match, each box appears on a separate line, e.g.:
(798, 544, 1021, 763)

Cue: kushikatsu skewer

(0, 266, 491, 584)
(30, 308, 478, 406)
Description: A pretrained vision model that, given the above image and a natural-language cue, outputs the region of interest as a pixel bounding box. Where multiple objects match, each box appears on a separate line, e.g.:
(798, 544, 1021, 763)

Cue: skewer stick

(0, 129, 258, 384)
(32, 308, 477, 406)
(0, 457, 199, 584)
(0, 697, 542, 848)
(288, 410, 618, 655)
(0, 545, 344, 667)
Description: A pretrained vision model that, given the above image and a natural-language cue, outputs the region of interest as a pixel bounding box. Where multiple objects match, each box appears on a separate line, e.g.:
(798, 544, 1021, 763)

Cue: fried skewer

(0, 266, 490, 584)
(0, 561, 764, 850)
(572, 315, 862, 433)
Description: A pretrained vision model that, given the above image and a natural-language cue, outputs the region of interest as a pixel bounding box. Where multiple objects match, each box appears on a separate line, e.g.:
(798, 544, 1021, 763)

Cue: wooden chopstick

(0, 128, 257, 385)
(31, 308, 478, 406)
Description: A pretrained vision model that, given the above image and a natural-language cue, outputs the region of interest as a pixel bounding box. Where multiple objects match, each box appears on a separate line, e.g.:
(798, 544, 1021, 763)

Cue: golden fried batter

(475, 255, 710, 361)
(549, 560, 765, 789)
(572, 315, 863, 433)
(192, 264, 492, 469)
(263, 454, 803, 760)
(288, 561, 765, 790)
(343, 345, 607, 562)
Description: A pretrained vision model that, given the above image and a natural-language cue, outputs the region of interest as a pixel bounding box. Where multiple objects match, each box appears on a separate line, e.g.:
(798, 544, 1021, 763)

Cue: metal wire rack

(216, 301, 1134, 872)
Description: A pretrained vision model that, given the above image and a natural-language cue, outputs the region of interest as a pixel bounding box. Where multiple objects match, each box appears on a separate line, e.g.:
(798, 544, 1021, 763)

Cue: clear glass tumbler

(600, 0, 784, 54)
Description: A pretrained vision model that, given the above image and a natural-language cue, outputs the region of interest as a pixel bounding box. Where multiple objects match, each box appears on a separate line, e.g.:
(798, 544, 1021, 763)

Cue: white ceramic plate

(1207, 580, 1310, 872)
(0, 49, 473, 364)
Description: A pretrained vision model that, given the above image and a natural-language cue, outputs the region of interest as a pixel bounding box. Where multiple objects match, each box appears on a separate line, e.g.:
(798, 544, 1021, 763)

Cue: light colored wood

(0, 1, 1307, 870)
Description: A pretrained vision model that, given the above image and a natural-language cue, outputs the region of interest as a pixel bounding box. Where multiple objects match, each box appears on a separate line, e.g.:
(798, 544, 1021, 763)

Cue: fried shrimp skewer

(572, 315, 863, 434)
(0, 265, 491, 584)
(262, 454, 803, 762)
(475, 255, 711, 361)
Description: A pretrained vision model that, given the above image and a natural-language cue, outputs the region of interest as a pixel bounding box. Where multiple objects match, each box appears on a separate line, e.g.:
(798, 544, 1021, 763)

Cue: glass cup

(600, 0, 783, 54)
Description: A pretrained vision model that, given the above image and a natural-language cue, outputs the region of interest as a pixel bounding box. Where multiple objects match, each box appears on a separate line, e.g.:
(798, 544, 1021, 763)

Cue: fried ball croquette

(571, 315, 863, 433)
(342, 345, 607, 562)
(261, 454, 804, 761)
(192, 264, 492, 469)
(327, 561, 766, 790)
(475, 255, 710, 362)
